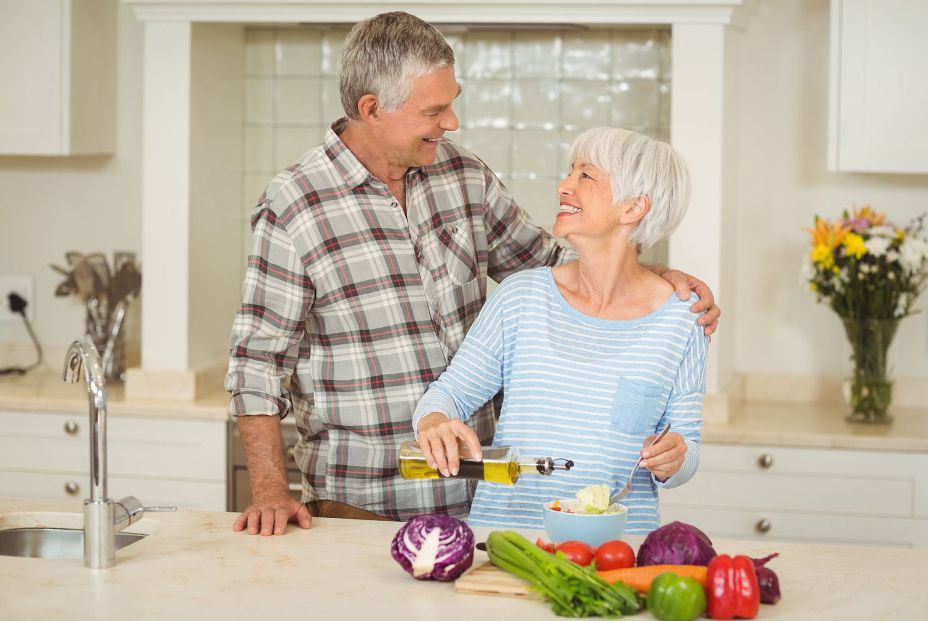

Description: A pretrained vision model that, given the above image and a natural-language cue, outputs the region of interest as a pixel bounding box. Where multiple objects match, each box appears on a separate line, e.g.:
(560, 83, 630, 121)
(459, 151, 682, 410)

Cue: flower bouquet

(802, 206, 928, 423)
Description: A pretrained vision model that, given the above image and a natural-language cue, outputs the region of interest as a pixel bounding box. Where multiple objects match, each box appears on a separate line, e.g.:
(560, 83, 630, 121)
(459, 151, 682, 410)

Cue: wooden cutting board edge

(454, 561, 539, 599)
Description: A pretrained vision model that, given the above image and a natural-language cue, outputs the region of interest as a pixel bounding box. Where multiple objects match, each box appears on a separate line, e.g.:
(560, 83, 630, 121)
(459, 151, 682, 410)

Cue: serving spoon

(609, 423, 671, 505)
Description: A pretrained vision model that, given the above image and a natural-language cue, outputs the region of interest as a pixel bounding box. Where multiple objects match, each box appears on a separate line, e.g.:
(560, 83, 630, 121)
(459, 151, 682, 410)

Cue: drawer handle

(755, 518, 772, 534)
(288, 483, 302, 492)
(757, 453, 774, 469)
(63, 420, 79, 435)
(64, 481, 80, 496)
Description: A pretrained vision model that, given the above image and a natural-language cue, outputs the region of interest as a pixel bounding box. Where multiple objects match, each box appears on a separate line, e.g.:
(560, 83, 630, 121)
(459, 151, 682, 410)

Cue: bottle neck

(517, 457, 573, 476)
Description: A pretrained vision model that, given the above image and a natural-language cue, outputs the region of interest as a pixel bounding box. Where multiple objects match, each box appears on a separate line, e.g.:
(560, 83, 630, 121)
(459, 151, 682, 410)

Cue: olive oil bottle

(397, 440, 573, 485)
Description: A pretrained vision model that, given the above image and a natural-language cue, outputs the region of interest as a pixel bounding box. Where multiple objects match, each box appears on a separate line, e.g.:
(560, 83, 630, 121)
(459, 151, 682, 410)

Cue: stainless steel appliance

(227, 420, 302, 512)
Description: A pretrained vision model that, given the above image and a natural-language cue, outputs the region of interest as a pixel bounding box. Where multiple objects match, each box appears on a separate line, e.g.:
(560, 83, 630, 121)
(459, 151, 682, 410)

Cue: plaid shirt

(226, 119, 568, 520)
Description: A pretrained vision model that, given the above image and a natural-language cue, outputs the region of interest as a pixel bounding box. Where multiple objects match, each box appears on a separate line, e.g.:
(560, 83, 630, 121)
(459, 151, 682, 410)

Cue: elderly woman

(412, 127, 707, 533)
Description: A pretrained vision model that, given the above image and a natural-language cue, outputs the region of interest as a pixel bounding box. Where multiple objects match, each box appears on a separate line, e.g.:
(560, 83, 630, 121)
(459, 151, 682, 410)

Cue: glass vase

(841, 317, 899, 424)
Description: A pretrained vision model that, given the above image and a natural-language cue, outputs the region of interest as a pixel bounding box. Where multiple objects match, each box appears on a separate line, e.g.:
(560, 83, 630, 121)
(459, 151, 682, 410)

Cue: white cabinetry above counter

(0, 411, 226, 510)
(0, 0, 116, 155)
(828, 0, 928, 173)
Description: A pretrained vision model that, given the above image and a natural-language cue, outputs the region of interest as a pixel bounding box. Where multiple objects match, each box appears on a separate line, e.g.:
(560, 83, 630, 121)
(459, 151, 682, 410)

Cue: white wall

(0, 1, 142, 365)
(734, 0, 928, 382)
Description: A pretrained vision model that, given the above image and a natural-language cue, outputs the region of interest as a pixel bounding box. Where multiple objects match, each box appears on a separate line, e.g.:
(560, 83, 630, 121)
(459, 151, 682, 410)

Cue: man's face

(376, 67, 461, 169)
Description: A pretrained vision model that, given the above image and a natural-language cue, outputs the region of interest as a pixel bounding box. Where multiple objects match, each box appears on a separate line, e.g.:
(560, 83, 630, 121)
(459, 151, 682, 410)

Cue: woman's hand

(417, 412, 483, 477)
(639, 431, 687, 482)
(655, 268, 721, 337)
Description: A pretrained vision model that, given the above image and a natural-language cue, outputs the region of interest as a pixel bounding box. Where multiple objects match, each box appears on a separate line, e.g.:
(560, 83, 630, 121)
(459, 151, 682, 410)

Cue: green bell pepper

(646, 572, 707, 621)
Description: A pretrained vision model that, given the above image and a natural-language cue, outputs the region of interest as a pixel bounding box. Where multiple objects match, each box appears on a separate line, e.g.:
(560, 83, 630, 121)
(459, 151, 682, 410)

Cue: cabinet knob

(63, 420, 79, 435)
(755, 518, 772, 534)
(64, 481, 80, 496)
(757, 453, 774, 469)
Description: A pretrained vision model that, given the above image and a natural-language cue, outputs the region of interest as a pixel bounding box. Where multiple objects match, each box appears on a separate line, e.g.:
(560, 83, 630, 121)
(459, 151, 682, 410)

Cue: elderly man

(225, 11, 720, 535)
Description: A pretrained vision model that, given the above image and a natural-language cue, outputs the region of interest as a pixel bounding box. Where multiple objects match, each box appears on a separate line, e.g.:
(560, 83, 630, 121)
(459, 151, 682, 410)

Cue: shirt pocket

(437, 218, 478, 285)
(610, 378, 664, 435)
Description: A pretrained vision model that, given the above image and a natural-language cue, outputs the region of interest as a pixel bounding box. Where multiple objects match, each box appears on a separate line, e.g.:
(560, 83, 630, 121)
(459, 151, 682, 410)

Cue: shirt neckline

(543, 266, 678, 329)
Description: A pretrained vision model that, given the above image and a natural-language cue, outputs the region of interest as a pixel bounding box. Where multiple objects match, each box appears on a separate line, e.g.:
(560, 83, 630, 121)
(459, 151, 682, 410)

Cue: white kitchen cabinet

(828, 0, 928, 173)
(0, 411, 226, 510)
(0, 0, 115, 155)
(660, 443, 928, 548)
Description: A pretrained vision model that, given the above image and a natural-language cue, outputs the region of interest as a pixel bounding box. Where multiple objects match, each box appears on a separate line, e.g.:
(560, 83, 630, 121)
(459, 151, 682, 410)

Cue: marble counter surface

(1, 498, 926, 620)
(3, 370, 927, 448)
(0, 369, 229, 421)
(706, 401, 928, 453)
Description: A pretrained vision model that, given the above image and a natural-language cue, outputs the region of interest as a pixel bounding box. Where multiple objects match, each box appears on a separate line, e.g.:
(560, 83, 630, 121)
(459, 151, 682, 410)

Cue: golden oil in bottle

(397, 440, 572, 484)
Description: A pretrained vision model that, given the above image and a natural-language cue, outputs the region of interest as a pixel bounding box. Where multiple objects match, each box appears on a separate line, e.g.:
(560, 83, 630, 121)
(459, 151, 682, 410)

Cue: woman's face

(553, 162, 619, 241)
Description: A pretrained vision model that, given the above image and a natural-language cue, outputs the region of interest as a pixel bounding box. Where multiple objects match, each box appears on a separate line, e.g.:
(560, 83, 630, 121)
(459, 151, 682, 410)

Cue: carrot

(596, 565, 708, 593)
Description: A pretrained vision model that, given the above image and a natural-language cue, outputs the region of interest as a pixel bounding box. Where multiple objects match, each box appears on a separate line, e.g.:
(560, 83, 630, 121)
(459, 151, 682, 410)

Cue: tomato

(535, 537, 556, 554)
(593, 540, 636, 571)
(556, 540, 595, 566)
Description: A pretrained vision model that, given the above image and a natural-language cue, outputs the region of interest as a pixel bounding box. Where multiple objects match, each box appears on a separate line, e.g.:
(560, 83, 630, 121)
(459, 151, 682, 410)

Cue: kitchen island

(1, 498, 926, 620)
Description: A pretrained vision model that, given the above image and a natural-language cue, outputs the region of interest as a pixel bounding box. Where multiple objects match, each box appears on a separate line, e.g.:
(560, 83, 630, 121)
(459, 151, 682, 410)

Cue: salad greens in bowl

(544, 484, 627, 547)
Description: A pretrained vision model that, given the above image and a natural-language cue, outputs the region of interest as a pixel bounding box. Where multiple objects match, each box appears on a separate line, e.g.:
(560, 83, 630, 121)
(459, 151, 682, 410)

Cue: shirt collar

(324, 118, 373, 189)
(324, 118, 428, 189)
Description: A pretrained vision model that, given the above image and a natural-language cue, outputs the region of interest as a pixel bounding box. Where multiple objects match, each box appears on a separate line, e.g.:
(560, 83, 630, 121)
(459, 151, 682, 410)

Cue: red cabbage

(637, 521, 717, 566)
(752, 553, 781, 604)
(390, 514, 475, 581)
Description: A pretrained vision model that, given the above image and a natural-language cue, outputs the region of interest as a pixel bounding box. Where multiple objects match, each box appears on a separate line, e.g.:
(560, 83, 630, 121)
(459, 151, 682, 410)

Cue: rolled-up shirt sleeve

(224, 204, 313, 420)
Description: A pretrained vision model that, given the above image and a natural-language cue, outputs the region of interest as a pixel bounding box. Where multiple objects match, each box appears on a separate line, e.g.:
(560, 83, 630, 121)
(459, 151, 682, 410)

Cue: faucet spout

(63, 337, 108, 503)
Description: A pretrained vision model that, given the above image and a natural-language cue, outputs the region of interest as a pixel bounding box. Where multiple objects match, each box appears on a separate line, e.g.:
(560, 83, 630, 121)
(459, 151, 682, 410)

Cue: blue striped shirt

(413, 267, 707, 534)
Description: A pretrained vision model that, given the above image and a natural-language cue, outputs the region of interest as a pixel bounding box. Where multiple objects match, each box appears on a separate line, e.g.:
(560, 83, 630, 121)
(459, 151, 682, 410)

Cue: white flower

(799, 256, 816, 285)
(865, 236, 892, 257)
(870, 225, 897, 237)
(886, 250, 901, 263)
(896, 293, 909, 316)
(899, 235, 928, 273)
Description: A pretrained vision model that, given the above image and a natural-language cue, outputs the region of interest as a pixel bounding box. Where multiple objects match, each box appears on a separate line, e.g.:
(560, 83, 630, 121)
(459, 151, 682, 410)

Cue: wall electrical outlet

(0, 276, 34, 322)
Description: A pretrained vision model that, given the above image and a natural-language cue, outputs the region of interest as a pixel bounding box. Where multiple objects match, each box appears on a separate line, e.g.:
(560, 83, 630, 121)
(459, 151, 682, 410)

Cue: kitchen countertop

(1, 498, 926, 620)
(2, 370, 927, 450)
(0, 369, 229, 421)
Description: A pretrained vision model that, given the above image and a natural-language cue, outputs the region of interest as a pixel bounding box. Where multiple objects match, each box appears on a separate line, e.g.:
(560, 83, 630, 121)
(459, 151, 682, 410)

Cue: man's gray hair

(568, 127, 691, 252)
(339, 12, 455, 119)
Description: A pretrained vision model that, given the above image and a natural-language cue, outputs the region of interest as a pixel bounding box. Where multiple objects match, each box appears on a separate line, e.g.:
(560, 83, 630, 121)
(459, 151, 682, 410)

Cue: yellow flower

(806, 217, 850, 250)
(811, 244, 834, 268)
(843, 232, 867, 259)
(897, 229, 906, 241)
(809, 282, 818, 292)
(852, 205, 886, 225)
(832, 266, 840, 274)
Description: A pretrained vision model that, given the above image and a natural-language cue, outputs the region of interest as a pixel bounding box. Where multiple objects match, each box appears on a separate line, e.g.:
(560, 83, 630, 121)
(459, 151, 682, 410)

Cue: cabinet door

(0, 0, 64, 153)
(0, 470, 225, 511)
(828, 0, 928, 172)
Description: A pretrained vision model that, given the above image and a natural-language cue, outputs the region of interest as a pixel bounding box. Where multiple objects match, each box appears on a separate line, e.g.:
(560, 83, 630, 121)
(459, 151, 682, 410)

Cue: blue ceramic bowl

(543, 500, 628, 548)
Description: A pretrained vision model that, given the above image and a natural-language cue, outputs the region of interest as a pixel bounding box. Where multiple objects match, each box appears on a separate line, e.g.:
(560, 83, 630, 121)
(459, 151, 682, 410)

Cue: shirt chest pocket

(436, 219, 478, 285)
(610, 378, 665, 435)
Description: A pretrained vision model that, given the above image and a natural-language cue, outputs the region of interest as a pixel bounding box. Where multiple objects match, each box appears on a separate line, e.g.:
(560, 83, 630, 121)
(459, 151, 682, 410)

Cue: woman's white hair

(339, 12, 455, 119)
(568, 127, 691, 252)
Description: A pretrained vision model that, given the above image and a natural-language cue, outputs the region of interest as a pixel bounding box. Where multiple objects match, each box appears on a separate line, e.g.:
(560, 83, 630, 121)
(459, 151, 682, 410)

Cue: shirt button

(451, 226, 459, 234)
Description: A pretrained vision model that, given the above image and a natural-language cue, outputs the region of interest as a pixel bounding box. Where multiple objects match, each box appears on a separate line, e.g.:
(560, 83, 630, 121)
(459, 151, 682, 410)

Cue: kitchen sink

(0, 527, 146, 560)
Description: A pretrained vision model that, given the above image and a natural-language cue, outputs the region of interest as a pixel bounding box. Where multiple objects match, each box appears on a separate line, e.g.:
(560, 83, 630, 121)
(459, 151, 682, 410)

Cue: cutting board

(454, 561, 538, 599)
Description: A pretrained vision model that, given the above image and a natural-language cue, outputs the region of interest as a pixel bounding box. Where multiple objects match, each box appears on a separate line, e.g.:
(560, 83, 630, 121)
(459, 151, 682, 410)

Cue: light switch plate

(0, 276, 34, 321)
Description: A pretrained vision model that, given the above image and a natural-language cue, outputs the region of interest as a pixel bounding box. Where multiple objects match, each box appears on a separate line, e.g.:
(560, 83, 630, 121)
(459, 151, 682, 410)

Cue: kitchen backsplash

(242, 25, 671, 265)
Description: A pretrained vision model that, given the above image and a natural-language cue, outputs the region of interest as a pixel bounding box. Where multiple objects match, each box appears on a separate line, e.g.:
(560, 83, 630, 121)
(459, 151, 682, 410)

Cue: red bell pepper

(705, 554, 760, 619)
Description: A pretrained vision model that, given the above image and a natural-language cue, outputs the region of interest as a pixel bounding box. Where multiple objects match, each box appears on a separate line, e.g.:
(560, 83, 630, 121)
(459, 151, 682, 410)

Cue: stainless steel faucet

(64, 336, 175, 569)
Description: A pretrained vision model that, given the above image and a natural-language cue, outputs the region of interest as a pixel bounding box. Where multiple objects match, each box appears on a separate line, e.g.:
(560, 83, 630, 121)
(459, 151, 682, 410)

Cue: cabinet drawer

(0, 470, 225, 511)
(665, 470, 913, 518)
(0, 411, 226, 481)
(684, 443, 928, 518)
(660, 504, 928, 548)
